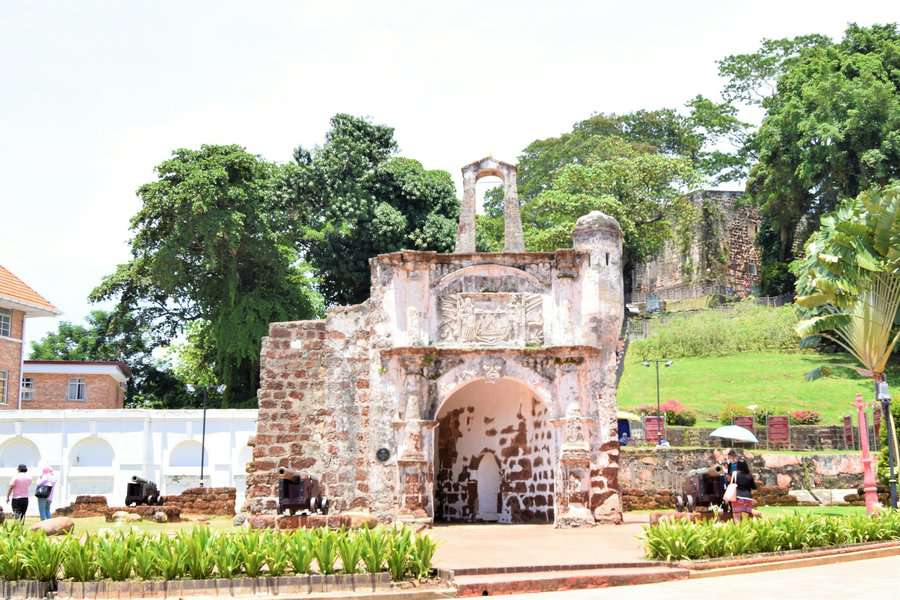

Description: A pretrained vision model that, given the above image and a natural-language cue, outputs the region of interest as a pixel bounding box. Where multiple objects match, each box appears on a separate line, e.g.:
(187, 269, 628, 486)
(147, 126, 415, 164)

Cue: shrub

(749, 405, 772, 426)
(660, 400, 697, 426)
(631, 301, 799, 359)
(719, 403, 749, 426)
(643, 511, 900, 561)
(790, 410, 821, 425)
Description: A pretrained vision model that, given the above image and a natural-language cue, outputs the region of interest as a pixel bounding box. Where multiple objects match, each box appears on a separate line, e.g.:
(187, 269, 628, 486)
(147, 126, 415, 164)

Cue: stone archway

(433, 378, 555, 523)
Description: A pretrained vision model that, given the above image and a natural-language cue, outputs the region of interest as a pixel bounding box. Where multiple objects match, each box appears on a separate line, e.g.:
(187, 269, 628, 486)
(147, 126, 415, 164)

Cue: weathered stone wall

(246, 205, 626, 527)
(662, 425, 857, 451)
(162, 487, 236, 516)
(619, 448, 863, 496)
(630, 191, 761, 302)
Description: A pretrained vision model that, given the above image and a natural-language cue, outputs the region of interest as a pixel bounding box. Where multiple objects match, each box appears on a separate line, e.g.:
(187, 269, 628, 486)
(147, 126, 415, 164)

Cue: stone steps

(452, 564, 689, 596)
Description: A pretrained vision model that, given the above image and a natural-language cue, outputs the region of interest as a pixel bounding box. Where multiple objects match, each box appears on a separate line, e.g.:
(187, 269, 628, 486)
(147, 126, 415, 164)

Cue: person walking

(35, 464, 56, 521)
(729, 460, 756, 522)
(6, 464, 32, 521)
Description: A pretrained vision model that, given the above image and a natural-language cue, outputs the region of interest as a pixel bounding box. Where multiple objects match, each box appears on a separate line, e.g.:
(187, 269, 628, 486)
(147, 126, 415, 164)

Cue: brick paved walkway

(431, 516, 648, 570)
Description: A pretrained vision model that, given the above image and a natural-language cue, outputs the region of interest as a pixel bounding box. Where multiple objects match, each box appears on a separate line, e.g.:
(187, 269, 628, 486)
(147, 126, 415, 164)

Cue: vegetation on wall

(630, 302, 799, 360)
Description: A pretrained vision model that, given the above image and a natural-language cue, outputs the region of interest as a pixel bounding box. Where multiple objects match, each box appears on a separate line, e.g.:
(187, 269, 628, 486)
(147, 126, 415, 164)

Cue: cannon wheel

(686, 494, 695, 512)
(319, 497, 329, 515)
(675, 494, 685, 512)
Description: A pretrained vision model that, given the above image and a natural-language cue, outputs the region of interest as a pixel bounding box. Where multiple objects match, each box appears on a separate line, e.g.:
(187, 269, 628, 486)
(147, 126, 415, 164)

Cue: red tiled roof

(0, 265, 59, 315)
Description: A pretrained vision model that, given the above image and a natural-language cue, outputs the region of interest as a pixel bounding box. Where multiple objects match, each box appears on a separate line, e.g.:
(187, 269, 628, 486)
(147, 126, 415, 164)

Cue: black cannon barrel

(277, 467, 303, 480)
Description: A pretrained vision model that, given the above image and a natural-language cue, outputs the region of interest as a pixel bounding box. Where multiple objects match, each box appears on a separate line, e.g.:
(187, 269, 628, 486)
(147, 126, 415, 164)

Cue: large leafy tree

(91, 145, 319, 407)
(29, 310, 195, 407)
(512, 100, 747, 206)
(516, 138, 699, 266)
(724, 24, 900, 293)
(283, 114, 459, 305)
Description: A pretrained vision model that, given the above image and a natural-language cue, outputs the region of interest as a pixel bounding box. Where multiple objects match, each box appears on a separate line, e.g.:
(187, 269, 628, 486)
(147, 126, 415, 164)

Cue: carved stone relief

(438, 292, 543, 346)
(479, 356, 506, 383)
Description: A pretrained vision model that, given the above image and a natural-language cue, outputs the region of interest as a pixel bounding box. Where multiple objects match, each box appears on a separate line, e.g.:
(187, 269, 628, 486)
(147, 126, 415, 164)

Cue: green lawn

(618, 351, 889, 427)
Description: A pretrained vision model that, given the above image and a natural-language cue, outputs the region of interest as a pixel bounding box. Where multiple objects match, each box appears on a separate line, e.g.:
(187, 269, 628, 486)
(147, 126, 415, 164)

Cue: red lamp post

(855, 393, 880, 514)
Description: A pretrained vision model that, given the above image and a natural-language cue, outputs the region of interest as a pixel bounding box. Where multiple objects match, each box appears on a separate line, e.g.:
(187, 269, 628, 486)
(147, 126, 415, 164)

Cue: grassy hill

(616, 302, 899, 427)
(617, 350, 883, 427)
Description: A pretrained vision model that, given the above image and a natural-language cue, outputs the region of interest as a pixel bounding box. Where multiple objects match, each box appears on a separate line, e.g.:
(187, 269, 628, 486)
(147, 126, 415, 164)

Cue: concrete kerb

(679, 540, 900, 579)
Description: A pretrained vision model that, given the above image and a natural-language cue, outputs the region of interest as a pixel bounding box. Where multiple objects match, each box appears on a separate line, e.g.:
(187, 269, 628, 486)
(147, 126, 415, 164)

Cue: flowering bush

(790, 410, 821, 425)
(660, 400, 697, 427)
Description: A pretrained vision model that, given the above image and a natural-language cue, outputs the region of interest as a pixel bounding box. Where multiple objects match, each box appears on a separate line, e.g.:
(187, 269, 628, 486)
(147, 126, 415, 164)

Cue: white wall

(0, 409, 257, 516)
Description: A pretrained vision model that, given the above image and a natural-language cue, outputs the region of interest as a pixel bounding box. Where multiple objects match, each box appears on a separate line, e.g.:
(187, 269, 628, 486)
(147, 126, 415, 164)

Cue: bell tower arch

(454, 156, 525, 253)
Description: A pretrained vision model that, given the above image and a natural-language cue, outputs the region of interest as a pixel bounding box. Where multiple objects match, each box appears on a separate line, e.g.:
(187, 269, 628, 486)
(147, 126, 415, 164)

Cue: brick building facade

(21, 361, 129, 409)
(0, 265, 129, 410)
(0, 265, 60, 409)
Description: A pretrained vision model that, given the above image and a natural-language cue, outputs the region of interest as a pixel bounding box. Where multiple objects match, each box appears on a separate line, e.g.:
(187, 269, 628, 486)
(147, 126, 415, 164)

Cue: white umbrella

(709, 425, 759, 444)
(616, 410, 642, 421)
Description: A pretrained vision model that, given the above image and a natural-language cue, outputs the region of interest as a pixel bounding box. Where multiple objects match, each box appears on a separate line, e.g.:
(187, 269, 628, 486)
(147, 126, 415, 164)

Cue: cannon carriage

(674, 465, 727, 513)
(277, 468, 329, 515)
(125, 476, 164, 506)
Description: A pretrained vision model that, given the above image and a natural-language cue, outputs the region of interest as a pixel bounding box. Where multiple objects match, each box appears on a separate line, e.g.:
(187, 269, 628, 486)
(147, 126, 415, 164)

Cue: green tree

(481, 137, 699, 268)
(729, 24, 900, 290)
(29, 310, 194, 407)
(91, 145, 320, 407)
(793, 183, 900, 490)
(514, 101, 747, 204)
(283, 114, 459, 305)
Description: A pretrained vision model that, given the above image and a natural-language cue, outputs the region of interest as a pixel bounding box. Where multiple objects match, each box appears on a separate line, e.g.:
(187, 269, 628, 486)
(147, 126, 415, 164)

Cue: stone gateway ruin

(245, 157, 626, 527)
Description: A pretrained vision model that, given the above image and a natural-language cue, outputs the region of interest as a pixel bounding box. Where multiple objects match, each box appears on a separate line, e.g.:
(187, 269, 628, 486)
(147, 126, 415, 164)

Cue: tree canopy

(283, 114, 459, 305)
(90, 144, 320, 406)
(725, 24, 900, 293)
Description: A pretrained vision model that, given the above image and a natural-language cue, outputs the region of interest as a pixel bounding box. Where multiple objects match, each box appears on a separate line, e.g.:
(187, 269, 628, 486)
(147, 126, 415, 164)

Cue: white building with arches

(0, 409, 256, 515)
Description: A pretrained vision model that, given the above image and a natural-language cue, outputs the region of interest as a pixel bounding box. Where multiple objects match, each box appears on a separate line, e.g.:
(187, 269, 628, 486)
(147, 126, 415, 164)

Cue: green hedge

(0, 522, 435, 583)
(644, 511, 900, 561)
(632, 301, 799, 359)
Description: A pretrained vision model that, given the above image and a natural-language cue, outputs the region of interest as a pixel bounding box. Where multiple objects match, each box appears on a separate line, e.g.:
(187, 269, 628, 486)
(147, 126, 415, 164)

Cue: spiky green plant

(212, 534, 242, 579)
(235, 530, 267, 577)
(0, 524, 31, 581)
(360, 527, 389, 574)
(131, 538, 161, 581)
(312, 529, 340, 575)
(179, 527, 215, 580)
(152, 534, 186, 581)
(386, 528, 412, 581)
(337, 531, 363, 575)
(263, 530, 290, 577)
(95, 533, 134, 581)
(61, 535, 98, 582)
(286, 530, 315, 575)
(22, 534, 66, 582)
(410, 533, 437, 580)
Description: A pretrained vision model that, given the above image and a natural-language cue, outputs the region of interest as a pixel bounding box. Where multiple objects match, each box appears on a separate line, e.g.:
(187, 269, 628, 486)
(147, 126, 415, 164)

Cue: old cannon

(675, 465, 726, 512)
(277, 467, 329, 515)
(125, 476, 163, 506)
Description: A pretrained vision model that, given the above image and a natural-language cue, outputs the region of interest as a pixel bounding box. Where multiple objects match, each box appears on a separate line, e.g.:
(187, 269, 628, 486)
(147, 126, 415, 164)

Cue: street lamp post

(876, 379, 898, 509)
(642, 359, 673, 443)
(187, 383, 226, 488)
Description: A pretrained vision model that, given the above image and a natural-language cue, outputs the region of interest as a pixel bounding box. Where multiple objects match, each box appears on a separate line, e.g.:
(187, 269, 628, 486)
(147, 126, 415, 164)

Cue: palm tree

(793, 182, 900, 507)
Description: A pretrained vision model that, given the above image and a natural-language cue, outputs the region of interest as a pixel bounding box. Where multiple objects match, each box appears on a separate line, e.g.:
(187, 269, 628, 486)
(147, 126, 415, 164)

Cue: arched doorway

(434, 378, 555, 523)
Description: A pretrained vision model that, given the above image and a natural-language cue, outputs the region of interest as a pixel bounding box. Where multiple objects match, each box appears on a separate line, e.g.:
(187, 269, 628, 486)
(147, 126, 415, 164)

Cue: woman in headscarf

(35, 464, 57, 521)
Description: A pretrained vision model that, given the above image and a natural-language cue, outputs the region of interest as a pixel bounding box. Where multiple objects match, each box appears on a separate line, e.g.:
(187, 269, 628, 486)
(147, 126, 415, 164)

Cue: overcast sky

(1, 1, 896, 349)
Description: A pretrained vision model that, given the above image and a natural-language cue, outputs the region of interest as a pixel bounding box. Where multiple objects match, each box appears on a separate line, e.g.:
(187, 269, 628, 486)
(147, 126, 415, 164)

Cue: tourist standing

(6, 464, 32, 521)
(729, 461, 756, 522)
(35, 465, 56, 521)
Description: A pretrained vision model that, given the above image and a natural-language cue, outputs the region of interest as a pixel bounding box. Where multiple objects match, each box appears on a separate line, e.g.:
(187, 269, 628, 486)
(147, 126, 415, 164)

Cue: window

(0, 309, 10, 338)
(21, 377, 33, 401)
(0, 371, 7, 405)
(67, 378, 86, 401)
